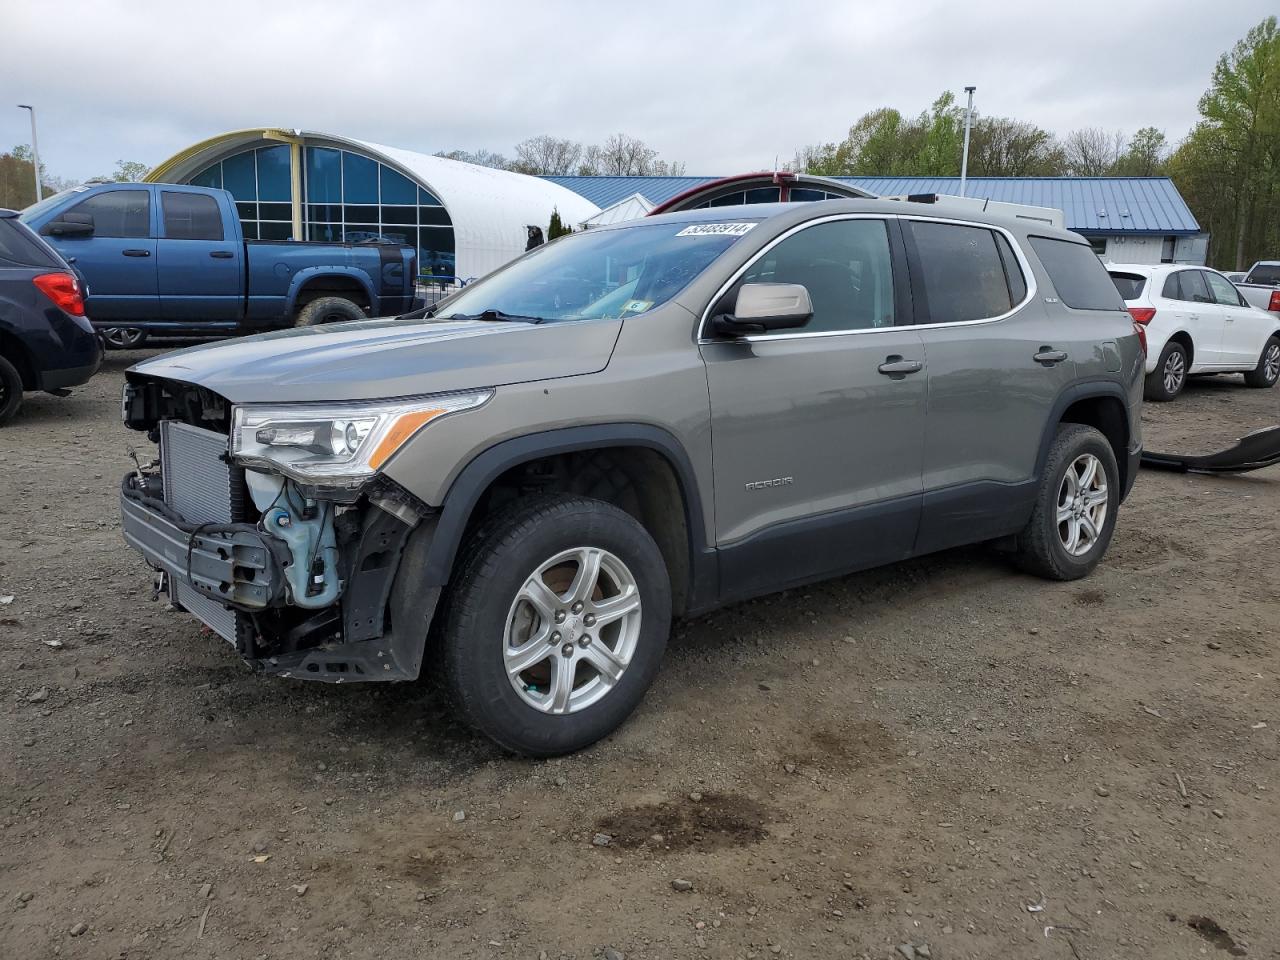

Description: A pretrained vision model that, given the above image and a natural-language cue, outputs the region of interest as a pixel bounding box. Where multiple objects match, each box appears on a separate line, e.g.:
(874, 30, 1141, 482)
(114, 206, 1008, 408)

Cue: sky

(0, 0, 1273, 183)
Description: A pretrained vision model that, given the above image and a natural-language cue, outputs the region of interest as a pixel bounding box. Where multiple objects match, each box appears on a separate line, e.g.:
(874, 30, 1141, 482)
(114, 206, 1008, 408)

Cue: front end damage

(118, 375, 460, 682)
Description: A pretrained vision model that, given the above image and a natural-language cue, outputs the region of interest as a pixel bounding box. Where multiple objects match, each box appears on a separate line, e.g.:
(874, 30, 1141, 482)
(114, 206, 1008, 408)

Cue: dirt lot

(1, 348, 1277, 960)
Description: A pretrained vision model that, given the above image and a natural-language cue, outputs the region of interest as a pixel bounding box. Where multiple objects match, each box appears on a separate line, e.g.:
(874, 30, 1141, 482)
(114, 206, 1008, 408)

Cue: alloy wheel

(1264, 343, 1280, 384)
(1056, 453, 1109, 557)
(1163, 349, 1185, 395)
(102, 327, 146, 348)
(503, 546, 642, 715)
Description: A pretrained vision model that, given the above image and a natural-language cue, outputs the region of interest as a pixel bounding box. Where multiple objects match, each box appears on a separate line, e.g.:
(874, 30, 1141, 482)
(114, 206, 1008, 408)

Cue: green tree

(548, 207, 573, 239)
(112, 160, 151, 182)
(1171, 16, 1280, 268)
(1112, 127, 1169, 176)
(0, 144, 60, 209)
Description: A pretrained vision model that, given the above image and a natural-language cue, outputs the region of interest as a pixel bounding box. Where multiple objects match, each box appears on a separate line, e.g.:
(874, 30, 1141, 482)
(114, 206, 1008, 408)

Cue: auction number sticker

(675, 222, 757, 237)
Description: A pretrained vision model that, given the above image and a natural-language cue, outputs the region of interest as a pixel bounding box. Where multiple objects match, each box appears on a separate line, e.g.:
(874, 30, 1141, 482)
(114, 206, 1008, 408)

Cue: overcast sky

(1, 0, 1272, 182)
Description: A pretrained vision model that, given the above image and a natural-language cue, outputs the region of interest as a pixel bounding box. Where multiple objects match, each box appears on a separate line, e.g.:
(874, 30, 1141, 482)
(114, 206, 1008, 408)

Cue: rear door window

(66, 189, 151, 239)
(1176, 270, 1211, 304)
(161, 191, 224, 241)
(1109, 272, 1147, 301)
(1028, 236, 1125, 311)
(738, 218, 896, 332)
(0, 218, 61, 268)
(907, 221, 1014, 323)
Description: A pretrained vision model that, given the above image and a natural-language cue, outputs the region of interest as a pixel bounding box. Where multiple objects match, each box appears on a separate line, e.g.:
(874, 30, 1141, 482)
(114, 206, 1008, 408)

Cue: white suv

(1108, 263, 1280, 401)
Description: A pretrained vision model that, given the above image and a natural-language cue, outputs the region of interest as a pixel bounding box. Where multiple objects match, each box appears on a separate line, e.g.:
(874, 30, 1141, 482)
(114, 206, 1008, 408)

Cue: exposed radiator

(159, 421, 245, 645)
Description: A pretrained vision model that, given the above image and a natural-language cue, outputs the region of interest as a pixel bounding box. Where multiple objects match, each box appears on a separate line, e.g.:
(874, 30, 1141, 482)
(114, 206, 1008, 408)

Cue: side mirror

(712, 282, 813, 335)
(43, 213, 94, 238)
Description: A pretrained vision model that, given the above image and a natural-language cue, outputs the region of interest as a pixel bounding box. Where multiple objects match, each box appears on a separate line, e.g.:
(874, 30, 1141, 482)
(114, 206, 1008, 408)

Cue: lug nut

(578, 635, 592, 647)
(554, 610, 567, 624)
(583, 614, 596, 627)
(571, 601, 584, 614)
(549, 631, 561, 644)
(561, 643, 574, 658)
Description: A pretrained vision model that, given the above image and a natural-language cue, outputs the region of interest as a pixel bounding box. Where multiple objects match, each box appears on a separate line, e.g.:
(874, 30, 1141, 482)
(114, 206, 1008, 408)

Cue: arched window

(189, 145, 293, 240)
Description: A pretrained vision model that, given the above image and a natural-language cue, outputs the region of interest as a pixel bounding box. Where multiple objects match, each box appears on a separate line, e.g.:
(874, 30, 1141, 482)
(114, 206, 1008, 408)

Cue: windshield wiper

(447, 309, 548, 324)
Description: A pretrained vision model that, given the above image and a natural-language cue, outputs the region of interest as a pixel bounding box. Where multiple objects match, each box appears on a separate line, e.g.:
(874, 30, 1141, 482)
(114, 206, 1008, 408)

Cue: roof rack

(886, 193, 1064, 229)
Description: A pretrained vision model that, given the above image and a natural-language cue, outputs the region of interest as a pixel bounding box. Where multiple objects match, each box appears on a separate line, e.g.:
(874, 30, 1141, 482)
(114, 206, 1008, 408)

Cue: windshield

(436, 220, 758, 323)
(18, 185, 89, 223)
(1246, 264, 1280, 286)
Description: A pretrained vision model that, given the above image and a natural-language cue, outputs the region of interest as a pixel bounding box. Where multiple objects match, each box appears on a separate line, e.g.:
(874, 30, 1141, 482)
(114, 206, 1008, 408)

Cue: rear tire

(1144, 341, 1187, 401)
(1243, 336, 1280, 388)
(101, 327, 148, 349)
(439, 495, 671, 756)
(0, 354, 22, 426)
(294, 296, 366, 327)
(1014, 423, 1119, 581)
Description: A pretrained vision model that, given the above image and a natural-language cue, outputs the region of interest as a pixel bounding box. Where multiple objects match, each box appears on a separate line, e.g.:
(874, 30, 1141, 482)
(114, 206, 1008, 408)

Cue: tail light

(1269, 290, 1280, 313)
(32, 272, 85, 317)
(1127, 306, 1154, 355)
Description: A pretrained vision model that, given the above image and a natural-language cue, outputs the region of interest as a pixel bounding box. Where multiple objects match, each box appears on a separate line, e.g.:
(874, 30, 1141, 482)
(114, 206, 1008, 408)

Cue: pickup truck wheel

(295, 296, 366, 327)
(1014, 423, 1119, 581)
(1243, 336, 1280, 388)
(1144, 341, 1187, 401)
(440, 495, 671, 757)
(100, 327, 148, 349)
(0, 354, 23, 426)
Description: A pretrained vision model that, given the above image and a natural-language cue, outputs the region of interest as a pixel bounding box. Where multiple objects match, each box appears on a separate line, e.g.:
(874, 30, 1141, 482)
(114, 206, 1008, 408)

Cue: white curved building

(146, 128, 600, 281)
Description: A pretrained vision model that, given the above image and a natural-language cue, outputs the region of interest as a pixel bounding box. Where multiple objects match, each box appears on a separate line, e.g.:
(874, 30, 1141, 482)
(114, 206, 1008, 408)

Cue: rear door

(906, 221, 1078, 553)
(699, 215, 926, 598)
(1176, 270, 1224, 367)
(43, 187, 157, 321)
(1205, 269, 1269, 366)
(157, 189, 243, 324)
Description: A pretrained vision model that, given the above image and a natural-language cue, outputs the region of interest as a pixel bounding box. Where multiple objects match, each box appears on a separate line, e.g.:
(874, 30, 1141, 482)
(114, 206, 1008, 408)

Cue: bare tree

(1062, 128, 1127, 176)
(112, 160, 150, 182)
(968, 117, 1065, 176)
(434, 148, 512, 170)
(595, 133, 659, 176)
(512, 135, 583, 175)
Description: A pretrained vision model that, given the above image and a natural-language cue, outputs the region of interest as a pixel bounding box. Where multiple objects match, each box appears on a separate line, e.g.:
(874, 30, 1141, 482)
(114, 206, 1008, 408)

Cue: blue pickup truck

(21, 182, 417, 346)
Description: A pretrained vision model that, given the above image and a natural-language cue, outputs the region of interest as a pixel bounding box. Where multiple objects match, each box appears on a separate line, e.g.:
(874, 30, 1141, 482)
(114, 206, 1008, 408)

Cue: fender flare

(419, 423, 718, 609)
(285, 266, 376, 317)
(1034, 380, 1133, 488)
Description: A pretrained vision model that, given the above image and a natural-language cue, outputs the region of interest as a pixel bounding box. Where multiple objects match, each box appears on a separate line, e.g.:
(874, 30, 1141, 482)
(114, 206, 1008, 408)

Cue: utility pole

(959, 86, 976, 198)
(17, 104, 42, 201)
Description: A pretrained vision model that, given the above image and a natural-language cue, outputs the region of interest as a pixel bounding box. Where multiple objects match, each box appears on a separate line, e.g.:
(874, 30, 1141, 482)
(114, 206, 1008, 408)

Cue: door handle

(1033, 348, 1068, 366)
(209, 250, 234, 259)
(877, 356, 924, 378)
(122, 249, 151, 257)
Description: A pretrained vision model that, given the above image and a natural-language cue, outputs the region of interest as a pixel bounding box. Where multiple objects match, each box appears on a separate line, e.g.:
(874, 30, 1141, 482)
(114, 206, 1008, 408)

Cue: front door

(157, 189, 243, 324)
(46, 188, 158, 322)
(1204, 270, 1263, 366)
(699, 217, 926, 600)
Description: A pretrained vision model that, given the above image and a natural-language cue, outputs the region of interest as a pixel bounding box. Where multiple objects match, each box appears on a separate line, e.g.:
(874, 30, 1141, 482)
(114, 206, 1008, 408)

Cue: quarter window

(1173, 270, 1210, 304)
(66, 190, 150, 239)
(909, 221, 1013, 323)
(162, 192, 224, 241)
(1028, 236, 1125, 312)
(737, 219, 896, 333)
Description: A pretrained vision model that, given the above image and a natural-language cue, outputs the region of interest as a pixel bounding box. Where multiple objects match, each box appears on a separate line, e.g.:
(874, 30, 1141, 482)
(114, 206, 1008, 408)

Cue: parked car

(1222, 271, 1247, 284)
(1108, 262, 1280, 401)
(119, 199, 1143, 755)
(0, 210, 102, 426)
(20, 182, 417, 347)
(1234, 260, 1280, 313)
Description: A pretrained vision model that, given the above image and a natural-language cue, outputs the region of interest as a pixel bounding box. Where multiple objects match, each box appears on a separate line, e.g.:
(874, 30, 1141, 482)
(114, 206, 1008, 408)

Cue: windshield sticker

(621, 299, 653, 314)
(675, 222, 757, 238)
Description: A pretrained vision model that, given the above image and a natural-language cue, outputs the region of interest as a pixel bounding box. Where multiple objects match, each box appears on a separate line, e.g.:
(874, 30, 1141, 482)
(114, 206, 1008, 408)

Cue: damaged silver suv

(121, 199, 1143, 755)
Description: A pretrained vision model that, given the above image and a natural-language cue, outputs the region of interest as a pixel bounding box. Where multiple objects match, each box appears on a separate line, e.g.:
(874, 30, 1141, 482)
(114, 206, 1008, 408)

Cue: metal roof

(546, 175, 1201, 235)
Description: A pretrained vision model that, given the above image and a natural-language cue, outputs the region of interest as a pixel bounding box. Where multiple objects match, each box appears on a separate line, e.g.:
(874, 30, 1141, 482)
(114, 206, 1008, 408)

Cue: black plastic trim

(422, 424, 717, 611)
(1036, 379, 1133, 498)
(915, 479, 1038, 556)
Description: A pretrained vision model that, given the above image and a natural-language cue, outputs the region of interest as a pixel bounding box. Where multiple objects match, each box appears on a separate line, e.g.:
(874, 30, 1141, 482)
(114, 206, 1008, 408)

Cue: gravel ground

(1, 350, 1278, 960)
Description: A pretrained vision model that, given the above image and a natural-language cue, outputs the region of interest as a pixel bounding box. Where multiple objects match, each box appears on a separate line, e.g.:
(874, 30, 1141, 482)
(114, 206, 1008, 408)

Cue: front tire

(100, 327, 148, 349)
(1014, 424, 1119, 581)
(1243, 336, 1280, 388)
(1145, 340, 1187, 401)
(294, 296, 366, 327)
(440, 495, 671, 756)
(0, 354, 23, 426)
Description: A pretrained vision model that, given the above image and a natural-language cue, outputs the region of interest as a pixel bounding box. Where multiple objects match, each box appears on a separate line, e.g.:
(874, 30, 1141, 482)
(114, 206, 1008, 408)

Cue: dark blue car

(0, 210, 102, 425)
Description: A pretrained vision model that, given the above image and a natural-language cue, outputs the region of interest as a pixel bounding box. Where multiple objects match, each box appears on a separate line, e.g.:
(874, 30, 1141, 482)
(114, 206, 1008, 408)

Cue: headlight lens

(230, 391, 492, 486)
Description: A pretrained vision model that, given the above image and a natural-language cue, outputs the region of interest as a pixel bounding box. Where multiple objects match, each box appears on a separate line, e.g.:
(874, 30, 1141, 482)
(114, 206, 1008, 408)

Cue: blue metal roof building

(545, 174, 1206, 264)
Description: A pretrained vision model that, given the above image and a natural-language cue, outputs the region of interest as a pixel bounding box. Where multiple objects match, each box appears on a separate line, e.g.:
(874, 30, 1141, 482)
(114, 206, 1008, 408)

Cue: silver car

(120, 199, 1144, 755)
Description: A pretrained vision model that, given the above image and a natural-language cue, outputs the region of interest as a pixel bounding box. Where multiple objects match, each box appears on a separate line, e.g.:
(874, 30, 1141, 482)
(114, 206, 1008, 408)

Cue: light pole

(17, 104, 42, 202)
(959, 86, 976, 198)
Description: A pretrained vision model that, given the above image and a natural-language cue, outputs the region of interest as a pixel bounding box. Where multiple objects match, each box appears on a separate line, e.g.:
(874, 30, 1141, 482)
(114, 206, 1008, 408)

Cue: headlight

(230, 390, 492, 486)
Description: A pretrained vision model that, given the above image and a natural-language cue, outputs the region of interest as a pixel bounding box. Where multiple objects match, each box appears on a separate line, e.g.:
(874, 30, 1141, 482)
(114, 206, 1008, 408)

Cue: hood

(129, 316, 623, 403)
